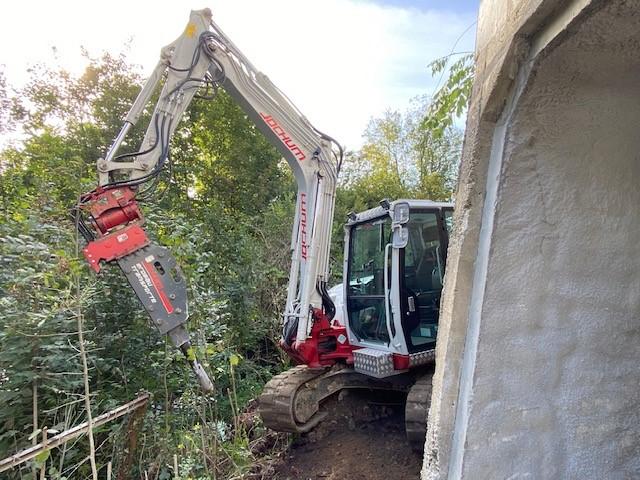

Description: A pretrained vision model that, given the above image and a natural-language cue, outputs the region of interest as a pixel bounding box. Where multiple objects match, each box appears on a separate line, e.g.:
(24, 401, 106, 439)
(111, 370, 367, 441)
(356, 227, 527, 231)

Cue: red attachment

(83, 224, 150, 273)
(80, 186, 149, 272)
(392, 353, 411, 370)
(283, 308, 355, 368)
(94, 202, 141, 233)
(82, 187, 142, 235)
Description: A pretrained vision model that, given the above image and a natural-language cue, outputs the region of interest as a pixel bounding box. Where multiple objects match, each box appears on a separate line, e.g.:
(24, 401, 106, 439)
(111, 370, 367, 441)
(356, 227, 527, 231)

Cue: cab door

(345, 216, 393, 346)
(397, 210, 447, 353)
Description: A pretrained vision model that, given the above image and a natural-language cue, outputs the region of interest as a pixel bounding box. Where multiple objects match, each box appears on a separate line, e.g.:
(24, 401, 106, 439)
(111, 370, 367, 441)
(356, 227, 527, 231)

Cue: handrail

(383, 243, 393, 344)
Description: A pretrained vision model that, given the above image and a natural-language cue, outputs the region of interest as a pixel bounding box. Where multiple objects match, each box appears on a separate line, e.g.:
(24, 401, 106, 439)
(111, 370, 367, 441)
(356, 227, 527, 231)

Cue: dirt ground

(272, 391, 422, 480)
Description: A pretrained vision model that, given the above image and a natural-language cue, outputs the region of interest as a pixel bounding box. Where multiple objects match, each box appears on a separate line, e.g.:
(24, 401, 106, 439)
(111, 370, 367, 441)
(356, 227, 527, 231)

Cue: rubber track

(405, 373, 433, 451)
(258, 365, 328, 433)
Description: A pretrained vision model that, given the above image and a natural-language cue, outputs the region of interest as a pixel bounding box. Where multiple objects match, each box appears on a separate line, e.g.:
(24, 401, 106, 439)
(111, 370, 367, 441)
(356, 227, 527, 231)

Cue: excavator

(74, 8, 453, 450)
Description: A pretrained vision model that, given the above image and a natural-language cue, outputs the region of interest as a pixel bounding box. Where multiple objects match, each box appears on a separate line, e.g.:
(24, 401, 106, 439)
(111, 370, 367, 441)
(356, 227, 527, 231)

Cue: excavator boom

(75, 9, 347, 392)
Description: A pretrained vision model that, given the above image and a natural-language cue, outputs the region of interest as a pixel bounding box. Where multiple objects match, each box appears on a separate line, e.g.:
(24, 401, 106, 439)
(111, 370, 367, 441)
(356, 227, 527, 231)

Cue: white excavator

(75, 8, 453, 449)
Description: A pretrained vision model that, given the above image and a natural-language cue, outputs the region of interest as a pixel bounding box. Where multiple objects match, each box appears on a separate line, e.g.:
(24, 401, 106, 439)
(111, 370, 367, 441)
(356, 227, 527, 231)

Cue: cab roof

(346, 199, 453, 226)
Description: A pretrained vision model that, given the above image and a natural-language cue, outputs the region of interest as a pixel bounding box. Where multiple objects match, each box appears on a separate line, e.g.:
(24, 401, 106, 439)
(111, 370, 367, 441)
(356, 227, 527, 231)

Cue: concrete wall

(424, 0, 640, 478)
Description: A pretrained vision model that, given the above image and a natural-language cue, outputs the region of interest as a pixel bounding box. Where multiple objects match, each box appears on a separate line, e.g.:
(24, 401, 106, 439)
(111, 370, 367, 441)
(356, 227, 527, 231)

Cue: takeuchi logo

(300, 193, 308, 260)
(259, 112, 306, 161)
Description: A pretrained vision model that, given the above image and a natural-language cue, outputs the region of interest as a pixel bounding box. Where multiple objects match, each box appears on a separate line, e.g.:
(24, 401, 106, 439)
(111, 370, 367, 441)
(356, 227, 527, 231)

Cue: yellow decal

(185, 22, 197, 38)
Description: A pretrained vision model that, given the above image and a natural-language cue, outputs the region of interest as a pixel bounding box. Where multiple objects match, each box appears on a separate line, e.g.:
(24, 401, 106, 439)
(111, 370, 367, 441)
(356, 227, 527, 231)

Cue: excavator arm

(75, 9, 348, 392)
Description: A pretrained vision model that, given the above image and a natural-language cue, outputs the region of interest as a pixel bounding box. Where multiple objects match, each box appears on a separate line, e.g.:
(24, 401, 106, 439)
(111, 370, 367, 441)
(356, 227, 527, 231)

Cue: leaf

(35, 448, 50, 465)
(184, 346, 197, 362)
(229, 353, 240, 366)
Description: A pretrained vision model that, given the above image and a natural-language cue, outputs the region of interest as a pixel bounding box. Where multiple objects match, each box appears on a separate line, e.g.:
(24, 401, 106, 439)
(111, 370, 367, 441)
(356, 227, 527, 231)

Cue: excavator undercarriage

(259, 361, 434, 450)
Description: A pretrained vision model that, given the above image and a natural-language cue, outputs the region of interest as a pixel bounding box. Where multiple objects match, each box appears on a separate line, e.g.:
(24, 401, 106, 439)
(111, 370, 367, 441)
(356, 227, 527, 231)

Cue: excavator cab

(261, 199, 453, 442)
(343, 200, 453, 377)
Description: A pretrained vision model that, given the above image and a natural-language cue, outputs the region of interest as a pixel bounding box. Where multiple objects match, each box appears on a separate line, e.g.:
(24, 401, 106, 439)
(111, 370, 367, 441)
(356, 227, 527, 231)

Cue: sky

(0, 0, 478, 149)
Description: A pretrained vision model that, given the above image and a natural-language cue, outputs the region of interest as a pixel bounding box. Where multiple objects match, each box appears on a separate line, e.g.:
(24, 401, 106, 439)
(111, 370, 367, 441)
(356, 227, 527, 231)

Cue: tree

(0, 68, 13, 135)
(342, 95, 462, 204)
(423, 53, 474, 139)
